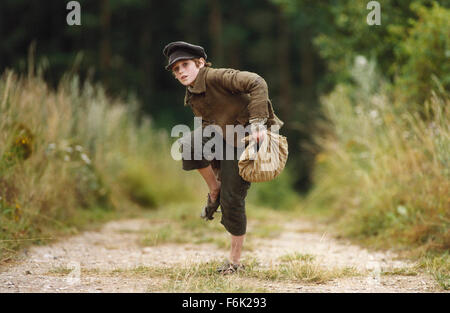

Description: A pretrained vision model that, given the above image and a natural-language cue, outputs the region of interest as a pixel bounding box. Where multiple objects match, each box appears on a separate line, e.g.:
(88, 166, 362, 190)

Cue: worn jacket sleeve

(208, 68, 270, 120)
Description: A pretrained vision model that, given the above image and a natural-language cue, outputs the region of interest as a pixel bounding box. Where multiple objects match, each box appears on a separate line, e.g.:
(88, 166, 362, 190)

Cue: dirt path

(0, 217, 445, 293)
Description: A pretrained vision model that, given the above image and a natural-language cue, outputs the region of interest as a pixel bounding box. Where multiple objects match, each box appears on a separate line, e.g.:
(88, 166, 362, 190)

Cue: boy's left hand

(251, 128, 267, 143)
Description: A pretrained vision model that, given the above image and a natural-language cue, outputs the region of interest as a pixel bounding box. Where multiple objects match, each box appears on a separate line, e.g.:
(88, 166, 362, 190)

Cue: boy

(163, 41, 283, 274)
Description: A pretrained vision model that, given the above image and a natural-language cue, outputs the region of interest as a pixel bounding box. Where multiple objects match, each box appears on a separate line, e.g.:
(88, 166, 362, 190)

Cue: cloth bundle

(238, 131, 288, 182)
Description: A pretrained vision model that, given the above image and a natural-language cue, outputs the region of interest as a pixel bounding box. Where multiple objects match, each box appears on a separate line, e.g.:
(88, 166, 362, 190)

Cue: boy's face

(171, 59, 202, 86)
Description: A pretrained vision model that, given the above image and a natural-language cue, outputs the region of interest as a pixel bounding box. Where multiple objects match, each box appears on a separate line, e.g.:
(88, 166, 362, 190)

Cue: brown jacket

(184, 66, 284, 146)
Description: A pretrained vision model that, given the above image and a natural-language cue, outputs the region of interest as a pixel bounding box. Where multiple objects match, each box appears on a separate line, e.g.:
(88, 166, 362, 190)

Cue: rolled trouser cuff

(220, 210, 247, 236)
(219, 190, 248, 236)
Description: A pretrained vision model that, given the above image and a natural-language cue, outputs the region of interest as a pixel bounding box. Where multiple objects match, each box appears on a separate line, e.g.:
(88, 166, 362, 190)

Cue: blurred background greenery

(1, 0, 448, 191)
(0, 0, 449, 287)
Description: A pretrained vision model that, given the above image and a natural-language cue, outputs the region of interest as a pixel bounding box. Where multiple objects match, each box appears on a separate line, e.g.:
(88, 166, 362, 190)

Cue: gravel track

(0, 218, 445, 293)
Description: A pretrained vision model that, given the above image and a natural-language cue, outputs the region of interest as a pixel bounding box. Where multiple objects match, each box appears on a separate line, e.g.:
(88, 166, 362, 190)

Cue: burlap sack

(238, 131, 288, 182)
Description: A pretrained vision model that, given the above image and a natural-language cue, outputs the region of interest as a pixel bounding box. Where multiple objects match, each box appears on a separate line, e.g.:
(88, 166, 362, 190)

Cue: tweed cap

(163, 41, 207, 70)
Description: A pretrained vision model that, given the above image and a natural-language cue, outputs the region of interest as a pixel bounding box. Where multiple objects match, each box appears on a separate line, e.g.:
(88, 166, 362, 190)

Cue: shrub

(304, 57, 449, 253)
(394, 2, 450, 106)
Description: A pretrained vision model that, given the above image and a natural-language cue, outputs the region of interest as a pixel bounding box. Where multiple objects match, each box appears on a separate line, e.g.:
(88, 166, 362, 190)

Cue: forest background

(0, 0, 448, 289)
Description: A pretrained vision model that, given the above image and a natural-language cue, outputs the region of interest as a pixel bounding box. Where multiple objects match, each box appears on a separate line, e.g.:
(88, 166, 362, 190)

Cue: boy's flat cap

(163, 41, 207, 70)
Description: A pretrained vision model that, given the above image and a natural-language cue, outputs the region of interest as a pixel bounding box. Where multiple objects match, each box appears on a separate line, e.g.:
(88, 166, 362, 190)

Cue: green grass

(251, 262, 358, 284)
(93, 255, 360, 292)
(0, 68, 205, 263)
(250, 253, 361, 284)
(159, 261, 268, 293)
(140, 224, 190, 246)
(134, 201, 289, 251)
(300, 70, 450, 289)
(0, 67, 301, 265)
(416, 252, 450, 290)
(46, 267, 74, 276)
(2, 59, 447, 293)
(279, 252, 316, 263)
(0, 205, 124, 263)
(381, 268, 418, 277)
(107, 262, 267, 292)
(251, 224, 284, 239)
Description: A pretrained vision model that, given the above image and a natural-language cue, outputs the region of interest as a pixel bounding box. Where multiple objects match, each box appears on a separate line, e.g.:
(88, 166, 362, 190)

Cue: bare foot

(210, 182, 221, 202)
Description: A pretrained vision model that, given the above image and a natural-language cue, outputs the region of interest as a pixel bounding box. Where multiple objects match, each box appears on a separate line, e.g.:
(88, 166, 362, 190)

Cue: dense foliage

(1, 0, 448, 191)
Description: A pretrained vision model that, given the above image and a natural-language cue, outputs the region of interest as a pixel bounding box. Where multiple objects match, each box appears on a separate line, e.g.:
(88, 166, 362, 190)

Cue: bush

(394, 2, 450, 106)
(0, 69, 205, 261)
(303, 57, 449, 253)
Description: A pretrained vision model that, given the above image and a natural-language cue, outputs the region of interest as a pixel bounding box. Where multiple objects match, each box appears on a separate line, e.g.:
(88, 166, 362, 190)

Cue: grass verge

(84, 253, 361, 292)
(300, 67, 449, 289)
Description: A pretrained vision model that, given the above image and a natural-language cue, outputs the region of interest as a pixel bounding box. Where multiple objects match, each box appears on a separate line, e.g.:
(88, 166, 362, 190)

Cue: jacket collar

(187, 66, 208, 94)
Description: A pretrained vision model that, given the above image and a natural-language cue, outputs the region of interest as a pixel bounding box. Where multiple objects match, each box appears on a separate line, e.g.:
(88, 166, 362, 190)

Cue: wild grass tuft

(301, 59, 449, 288)
(245, 253, 359, 284)
(105, 255, 359, 292)
(416, 252, 450, 290)
(46, 267, 74, 276)
(0, 68, 204, 262)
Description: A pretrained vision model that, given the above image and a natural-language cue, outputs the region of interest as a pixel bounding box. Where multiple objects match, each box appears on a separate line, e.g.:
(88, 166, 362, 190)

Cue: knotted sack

(238, 131, 288, 182)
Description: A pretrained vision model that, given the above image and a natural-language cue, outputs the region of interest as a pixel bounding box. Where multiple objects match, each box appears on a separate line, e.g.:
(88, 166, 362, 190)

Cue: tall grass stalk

(302, 59, 449, 288)
(0, 69, 204, 261)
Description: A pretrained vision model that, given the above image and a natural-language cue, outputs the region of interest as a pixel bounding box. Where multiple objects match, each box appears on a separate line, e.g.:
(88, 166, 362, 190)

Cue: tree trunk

(99, 0, 111, 71)
(299, 31, 315, 103)
(208, 0, 223, 66)
(140, 1, 153, 108)
(277, 9, 292, 119)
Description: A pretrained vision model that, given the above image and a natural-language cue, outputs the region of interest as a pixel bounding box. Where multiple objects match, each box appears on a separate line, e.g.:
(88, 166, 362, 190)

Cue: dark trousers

(180, 128, 251, 236)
